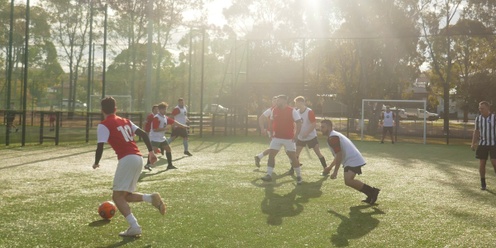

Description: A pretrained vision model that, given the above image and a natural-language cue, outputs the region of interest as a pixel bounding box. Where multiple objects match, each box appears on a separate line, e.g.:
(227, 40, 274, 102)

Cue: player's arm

(324, 136, 342, 179)
(471, 128, 480, 151)
(135, 127, 158, 165)
(152, 117, 168, 132)
(294, 119, 303, 141)
(93, 124, 108, 169)
(93, 143, 104, 169)
(169, 117, 188, 129)
(258, 114, 268, 133)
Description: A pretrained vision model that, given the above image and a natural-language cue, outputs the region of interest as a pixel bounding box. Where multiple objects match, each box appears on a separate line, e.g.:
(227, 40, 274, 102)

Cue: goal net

(361, 99, 428, 144)
(90, 95, 132, 112)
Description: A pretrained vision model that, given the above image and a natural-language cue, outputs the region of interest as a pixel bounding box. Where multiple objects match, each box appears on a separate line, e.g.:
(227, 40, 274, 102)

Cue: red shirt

(98, 114, 141, 160)
(271, 106, 299, 139)
(144, 113, 154, 132)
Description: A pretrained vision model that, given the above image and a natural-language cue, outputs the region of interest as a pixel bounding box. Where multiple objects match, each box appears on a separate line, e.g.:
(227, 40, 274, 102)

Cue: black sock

(319, 157, 327, 168)
(166, 152, 172, 167)
(481, 178, 486, 187)
(360, 184, 374, 196)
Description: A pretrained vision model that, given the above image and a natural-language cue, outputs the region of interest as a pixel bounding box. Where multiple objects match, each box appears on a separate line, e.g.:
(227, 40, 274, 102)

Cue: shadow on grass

(328, 205, 385, 247)
(88, 219, 111, 227)
(98, 236, 140, 248)
(250, 174, 328, 226)
(191, 140, 233, 153)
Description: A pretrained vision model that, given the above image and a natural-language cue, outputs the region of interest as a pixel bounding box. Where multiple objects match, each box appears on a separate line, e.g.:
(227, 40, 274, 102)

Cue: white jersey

(297, 107, 317, 141)
(262, 107, 272, 118)
(328, 130, 366, 167)
(149, 114, 169, 142)
(172, 105, 188, 125)
(383, 111, 394, 127)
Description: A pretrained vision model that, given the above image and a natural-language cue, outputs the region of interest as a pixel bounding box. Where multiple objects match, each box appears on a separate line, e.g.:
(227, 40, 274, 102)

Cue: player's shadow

(328, 205, 385, 247)
(98, 237, 140, 248)
(260, 183, 304, 226)
(88, 219, 111, 227)
(295, 176, 328, 203)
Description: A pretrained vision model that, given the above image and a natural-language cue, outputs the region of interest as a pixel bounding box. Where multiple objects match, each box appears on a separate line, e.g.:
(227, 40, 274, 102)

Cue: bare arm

(472, 129, 480, 151)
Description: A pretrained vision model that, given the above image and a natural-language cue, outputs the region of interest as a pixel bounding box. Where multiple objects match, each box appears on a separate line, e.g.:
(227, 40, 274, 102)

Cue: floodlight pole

(86, 1, 93, 143)
(144, 0, 153, 114)
(5, 0, 14, 146)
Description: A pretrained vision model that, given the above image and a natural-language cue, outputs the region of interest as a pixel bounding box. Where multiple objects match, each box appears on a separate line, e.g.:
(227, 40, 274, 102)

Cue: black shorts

(383, 126, 393, 134)
(151, 140, 169, 148)
(171, 127, 188, 138)
(343, 164, 365, 175)
(296, 137, 319, 149)
(476, 146, 496, 160)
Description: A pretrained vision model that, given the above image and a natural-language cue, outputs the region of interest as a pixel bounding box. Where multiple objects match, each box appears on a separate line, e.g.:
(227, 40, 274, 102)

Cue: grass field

(0, 136, 494, 247)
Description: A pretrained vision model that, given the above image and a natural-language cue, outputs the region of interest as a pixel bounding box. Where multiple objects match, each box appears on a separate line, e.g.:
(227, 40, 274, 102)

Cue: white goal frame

(361, 99, 427, 144)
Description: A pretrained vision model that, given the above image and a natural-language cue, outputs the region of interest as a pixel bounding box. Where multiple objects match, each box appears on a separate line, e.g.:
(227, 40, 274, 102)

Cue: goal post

(361, 99, 427, 144)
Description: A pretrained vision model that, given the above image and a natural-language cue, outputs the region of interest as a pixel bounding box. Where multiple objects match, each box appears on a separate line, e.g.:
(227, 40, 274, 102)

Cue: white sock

(257, 153, 264, 159)
(294, 167, 301, 177)
(143, 194, 152, 203)
(125, 213, 139, 228)
(267, 167, 274, 176)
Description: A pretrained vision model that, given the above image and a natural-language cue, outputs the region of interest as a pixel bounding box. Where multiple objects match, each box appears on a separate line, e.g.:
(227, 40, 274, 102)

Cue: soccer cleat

(151, 193, 166, 215)
(144, 164, 152, 171)
(254, 156, 261, 168)
(261, 174, 272, 182)
(296, 176, 303, 185)
(481, 186, 487, 190)
(166, 165, 178, 170)
(321, 171, 329, 176)
(118, 226, 142, 237)
(361, 196, 371, 204)
(184, 151, 193, 156)
(369, 188, 380, 205)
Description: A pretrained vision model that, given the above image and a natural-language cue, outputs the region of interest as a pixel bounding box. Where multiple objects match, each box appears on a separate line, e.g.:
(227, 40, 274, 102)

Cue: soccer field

(0, 136, 493, 247)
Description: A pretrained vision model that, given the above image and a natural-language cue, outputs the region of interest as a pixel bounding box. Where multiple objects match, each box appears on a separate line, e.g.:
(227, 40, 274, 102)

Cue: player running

(92, 97, 166, 237)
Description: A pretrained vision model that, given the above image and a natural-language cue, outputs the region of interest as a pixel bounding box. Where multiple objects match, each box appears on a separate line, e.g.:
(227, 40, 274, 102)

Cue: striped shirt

(475, 113, 496, 146)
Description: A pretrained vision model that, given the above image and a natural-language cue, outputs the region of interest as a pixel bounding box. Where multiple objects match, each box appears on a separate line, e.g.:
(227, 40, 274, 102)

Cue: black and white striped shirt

(475, 113, 496, 146)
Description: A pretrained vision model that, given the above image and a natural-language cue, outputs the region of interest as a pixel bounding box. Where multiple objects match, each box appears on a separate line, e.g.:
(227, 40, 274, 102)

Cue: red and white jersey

(149, 113, 176, 142)
(262, 107, 273, 118)
(97, 114, 141, 160)
(297, 107, 317, 141)
(171, 105, 188, 125)
(144, 113, 155, 132)
(270, 106, 301, 139)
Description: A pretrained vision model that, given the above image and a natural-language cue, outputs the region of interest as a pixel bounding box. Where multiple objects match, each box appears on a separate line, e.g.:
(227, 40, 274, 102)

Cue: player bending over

(321, 119, 380, 205)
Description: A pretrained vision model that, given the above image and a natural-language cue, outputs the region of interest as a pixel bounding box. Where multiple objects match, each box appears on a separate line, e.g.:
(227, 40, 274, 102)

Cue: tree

(41, 0, 92, 111)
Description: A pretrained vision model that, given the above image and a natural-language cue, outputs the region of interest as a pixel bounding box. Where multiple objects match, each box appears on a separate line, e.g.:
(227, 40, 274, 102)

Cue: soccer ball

(98, 201, 117, 220)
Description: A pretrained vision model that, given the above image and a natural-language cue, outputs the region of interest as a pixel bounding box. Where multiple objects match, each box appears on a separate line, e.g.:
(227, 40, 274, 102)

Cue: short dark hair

(158, 102, 168, 110)
(321, 119, 333, 128)
(178, 98, 184, 101)
(101, 97, 116, 114)
(152, 104, 159, 111)
(480, 101, 491, 107)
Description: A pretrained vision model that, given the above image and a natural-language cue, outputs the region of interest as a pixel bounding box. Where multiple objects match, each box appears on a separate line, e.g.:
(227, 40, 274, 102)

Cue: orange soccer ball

(98, 201, 117, 220)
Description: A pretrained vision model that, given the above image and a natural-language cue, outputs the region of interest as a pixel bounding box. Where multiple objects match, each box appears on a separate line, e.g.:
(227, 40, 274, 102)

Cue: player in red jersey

(261, 95, 303, 185)
(92, 97, 166, 237)
(144, 104, 159, 170)
(150, 102, 188, 170)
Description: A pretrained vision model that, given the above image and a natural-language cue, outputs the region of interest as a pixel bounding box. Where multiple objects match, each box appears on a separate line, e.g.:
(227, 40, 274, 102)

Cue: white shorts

(113, 154, 143, 192)
(269, 138, 296, 152)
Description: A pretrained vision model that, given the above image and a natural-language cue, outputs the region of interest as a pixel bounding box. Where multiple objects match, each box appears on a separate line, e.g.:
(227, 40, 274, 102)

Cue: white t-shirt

(383, 111, 394, 127)
(297, 107, 317, 141)
(328, 130, 366, 167)
(149, 114, 169, 142)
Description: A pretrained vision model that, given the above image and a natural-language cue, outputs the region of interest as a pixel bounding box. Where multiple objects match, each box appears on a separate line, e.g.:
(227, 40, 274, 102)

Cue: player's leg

(309, 138, 327, 171)
(163, 142, 176, 170)
(388, 127, 394, 143)
(343, 166, 380, 204)
(476, 146, 488, 190)
(182, 130, 192, 156)
(262, 138, 282, 181)
(254, 148, 270, 168)
(380, 127, 386, 143)
(112, 155, 144, 236)
(285, 140, 302, 184)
